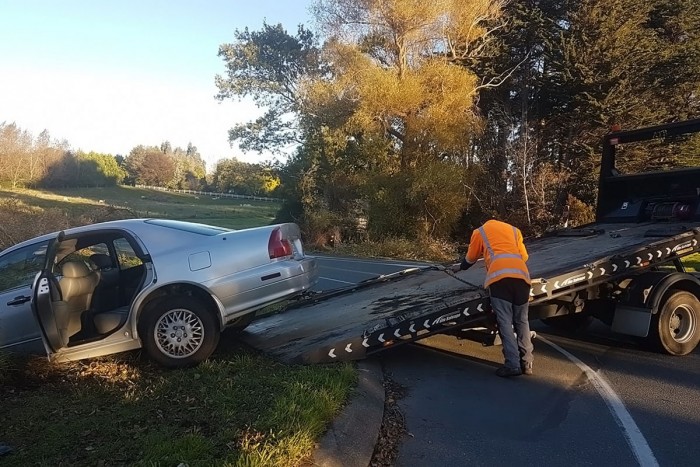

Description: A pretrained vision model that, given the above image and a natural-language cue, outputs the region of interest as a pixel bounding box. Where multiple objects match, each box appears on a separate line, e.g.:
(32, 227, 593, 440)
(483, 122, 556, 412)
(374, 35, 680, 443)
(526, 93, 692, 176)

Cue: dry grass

(0, 197, 133, 250)
(0, 186, 283, 243)
(327, 236, 459, 263)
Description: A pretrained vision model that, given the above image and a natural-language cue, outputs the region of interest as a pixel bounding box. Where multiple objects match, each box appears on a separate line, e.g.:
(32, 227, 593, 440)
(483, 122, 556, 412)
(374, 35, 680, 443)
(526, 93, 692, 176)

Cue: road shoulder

(311, 360, 385, 467)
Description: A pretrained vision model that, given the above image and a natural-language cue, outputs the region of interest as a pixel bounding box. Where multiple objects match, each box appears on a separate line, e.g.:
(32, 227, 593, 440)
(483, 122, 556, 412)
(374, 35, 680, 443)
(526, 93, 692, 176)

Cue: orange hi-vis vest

(466, 219, 531, 288)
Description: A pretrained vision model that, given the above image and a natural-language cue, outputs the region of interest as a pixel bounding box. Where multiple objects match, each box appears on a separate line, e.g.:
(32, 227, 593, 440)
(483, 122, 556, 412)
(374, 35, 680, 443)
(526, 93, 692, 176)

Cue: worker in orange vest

(452, 219, 534, 377)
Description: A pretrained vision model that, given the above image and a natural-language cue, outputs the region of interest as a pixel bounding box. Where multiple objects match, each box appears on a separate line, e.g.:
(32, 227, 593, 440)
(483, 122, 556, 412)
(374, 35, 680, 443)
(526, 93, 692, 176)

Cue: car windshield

(144, 219, 230, 236)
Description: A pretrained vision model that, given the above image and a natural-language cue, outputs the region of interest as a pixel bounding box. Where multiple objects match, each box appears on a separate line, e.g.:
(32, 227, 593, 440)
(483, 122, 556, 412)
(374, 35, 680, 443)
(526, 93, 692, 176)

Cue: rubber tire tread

(650, 290, 700, 356)
(140, 295, 220, 368)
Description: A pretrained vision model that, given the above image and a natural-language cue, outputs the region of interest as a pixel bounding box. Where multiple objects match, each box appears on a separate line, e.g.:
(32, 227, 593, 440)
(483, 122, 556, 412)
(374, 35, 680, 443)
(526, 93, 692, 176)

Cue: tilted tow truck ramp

(240, 222, 700, 364)
(240, 265, 488, 364)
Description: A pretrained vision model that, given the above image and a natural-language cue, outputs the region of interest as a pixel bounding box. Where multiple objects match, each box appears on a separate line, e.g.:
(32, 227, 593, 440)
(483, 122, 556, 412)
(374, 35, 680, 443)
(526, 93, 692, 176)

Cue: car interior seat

(88, 253, 120, 312)
(89, 253, 129, 335)
(53, 261, 99, 345)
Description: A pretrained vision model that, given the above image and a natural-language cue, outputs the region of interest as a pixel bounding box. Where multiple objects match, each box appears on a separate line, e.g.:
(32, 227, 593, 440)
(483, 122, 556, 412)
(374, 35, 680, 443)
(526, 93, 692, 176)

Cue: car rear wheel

(650, 290, 700, 356)
(140, 296, 220, 368)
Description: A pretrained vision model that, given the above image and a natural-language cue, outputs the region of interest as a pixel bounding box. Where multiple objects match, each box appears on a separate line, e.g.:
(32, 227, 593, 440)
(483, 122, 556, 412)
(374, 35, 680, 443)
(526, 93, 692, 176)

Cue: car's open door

(30, 232, 64, 355)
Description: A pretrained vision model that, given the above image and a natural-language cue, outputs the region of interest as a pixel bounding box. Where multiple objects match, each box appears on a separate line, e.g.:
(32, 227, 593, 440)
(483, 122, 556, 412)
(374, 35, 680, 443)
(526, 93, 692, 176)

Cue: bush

(329, 236, 457, 263)
(567, 194, 595, 227)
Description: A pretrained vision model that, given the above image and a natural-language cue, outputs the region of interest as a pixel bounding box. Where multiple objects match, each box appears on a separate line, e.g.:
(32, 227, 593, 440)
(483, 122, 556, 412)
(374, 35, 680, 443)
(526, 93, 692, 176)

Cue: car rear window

(144, 219, 230, 236)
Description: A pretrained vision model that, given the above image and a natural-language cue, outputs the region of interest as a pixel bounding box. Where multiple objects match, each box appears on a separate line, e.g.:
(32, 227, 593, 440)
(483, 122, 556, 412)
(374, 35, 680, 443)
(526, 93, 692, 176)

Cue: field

(1, 186, 283, 230)
(684, 253, 699, 271)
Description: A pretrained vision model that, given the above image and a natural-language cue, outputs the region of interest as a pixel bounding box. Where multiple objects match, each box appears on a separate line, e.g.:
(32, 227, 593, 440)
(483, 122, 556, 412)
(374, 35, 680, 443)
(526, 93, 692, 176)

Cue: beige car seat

(53, 261, 99, 345)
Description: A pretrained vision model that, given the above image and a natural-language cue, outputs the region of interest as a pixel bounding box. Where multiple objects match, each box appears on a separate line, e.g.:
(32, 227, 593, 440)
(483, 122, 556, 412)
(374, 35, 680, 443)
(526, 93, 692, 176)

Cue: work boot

(495, 366, 522, 377)
(521, 362, 533, 376)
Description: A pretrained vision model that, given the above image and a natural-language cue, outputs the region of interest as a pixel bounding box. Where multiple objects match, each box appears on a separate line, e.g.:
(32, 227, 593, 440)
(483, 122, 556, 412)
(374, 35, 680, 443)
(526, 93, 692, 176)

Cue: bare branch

(468, 51, 531, 96)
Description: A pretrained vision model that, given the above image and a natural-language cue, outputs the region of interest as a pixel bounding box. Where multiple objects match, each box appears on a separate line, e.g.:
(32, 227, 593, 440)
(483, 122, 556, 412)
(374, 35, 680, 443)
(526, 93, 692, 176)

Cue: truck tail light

(268, 227, 293, 259)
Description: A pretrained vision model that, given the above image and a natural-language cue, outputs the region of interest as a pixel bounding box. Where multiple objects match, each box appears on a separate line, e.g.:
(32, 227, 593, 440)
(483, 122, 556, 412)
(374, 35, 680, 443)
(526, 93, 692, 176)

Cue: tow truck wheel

(140, 296, 220, 368)
(651, 290, 700, 356)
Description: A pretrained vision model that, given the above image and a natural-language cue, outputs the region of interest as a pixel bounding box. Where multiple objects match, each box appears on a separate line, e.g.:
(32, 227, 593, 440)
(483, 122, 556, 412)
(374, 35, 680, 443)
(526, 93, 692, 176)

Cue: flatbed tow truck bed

(242, 118, 700, 363)
(241, 221, 700, 363)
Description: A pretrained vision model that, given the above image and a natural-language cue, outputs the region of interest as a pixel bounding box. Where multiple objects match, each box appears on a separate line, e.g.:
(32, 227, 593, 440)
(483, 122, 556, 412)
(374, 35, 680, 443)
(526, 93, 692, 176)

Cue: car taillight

(268, 227, 293, 259)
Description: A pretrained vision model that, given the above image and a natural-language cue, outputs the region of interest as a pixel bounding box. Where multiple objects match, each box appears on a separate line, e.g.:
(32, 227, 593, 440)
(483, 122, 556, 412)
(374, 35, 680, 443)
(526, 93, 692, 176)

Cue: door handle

(7, 295, 31, 306)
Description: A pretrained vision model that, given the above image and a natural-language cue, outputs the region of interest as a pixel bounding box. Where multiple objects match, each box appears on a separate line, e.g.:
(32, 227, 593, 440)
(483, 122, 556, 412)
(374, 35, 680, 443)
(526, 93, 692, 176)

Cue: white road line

(319, 276, 356, 285)
(538, 336, 659, 467)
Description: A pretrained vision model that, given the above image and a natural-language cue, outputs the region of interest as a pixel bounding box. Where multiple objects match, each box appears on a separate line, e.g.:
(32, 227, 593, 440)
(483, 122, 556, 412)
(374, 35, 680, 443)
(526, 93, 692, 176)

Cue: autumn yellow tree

(308, 0, 505, 171)
(298, 0, 507, 239)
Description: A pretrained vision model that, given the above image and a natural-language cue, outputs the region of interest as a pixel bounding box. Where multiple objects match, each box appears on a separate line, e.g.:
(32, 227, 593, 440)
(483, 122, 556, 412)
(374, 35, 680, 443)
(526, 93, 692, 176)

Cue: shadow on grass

(0, 187, 283, 231)
(0, 337, 356, 467)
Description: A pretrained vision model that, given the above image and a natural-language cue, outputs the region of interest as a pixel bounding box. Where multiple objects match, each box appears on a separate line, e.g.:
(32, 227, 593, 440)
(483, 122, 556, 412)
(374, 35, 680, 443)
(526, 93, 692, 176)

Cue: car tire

(140, 296, 220, 368)
(649, 290, 700, 356)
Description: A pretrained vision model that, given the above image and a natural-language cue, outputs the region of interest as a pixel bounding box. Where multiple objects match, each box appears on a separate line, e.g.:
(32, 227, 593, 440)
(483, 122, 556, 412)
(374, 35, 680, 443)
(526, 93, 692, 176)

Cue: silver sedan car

(0, 219, 318, 367)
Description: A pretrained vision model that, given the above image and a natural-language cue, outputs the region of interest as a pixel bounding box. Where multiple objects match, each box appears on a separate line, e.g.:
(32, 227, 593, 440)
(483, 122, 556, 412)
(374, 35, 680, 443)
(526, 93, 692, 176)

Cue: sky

(0, 0, 314, 169)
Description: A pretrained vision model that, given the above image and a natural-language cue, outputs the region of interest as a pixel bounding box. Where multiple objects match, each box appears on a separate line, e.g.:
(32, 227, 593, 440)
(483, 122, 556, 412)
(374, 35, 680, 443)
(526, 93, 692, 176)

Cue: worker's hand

(449, 263, 462, 273)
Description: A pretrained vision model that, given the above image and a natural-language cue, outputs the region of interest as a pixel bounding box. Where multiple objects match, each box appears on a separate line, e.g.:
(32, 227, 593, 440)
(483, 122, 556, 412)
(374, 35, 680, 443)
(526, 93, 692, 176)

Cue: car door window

(114, 238, 143, 271)
(0, 242, 49, 293)
(59, 242, 111, 273)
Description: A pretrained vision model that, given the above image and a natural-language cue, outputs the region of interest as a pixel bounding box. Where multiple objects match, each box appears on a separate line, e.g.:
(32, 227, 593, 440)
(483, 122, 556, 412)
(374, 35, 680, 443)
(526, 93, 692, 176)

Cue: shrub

(330, 236, 457, 263)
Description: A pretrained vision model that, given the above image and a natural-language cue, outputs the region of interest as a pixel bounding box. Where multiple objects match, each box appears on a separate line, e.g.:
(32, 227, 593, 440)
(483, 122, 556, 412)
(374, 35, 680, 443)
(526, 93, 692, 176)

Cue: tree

(310, 0, 506, 170)
(298, 0, 507, 238)
(555, 0, 700, 204)
(0, 122, 32, 188)
(216, 23, 322, 154)
(125, 146, 176, 186)
(75, 152, 126, 186)
(211, 158, 280, 196)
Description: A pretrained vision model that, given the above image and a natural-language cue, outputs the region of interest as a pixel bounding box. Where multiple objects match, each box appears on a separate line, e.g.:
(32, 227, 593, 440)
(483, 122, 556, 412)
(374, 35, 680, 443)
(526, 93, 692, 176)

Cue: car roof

(0, 218, 222, 256)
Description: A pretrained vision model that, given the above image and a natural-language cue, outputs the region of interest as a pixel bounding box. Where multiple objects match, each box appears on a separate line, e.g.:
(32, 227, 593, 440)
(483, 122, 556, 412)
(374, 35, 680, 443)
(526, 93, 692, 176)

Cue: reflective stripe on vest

(478, 226, 523, 261)
(485, 267, 531, 283)
(478, 225, 530, 283)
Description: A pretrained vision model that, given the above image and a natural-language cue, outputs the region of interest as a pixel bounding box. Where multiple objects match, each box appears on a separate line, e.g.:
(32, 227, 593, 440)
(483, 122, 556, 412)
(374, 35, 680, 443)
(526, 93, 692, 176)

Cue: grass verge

(325, 237, 458, 263)
(0, 186, 282, 233)
(0, 338, 356, 466)
(683, 253, 699, 271)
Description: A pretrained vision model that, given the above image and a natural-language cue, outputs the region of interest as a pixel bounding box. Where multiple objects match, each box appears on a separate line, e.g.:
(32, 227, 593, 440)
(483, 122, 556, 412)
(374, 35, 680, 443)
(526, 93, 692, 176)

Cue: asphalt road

(311, 254, 435, 292)
(313, 254, 700, 467)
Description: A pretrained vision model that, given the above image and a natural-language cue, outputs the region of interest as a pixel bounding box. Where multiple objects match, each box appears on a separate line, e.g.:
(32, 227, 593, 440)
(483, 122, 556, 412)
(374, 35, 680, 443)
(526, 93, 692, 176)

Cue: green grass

(0, 186, 282, 230)
(0, 340, 357, 467)
(683, 253, 699, 271)
(0, 186, 356, 466)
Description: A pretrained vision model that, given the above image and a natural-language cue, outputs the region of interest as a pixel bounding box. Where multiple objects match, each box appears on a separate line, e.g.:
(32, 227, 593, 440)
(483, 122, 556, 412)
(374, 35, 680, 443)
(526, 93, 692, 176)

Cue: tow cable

(431, 263, 482, 289)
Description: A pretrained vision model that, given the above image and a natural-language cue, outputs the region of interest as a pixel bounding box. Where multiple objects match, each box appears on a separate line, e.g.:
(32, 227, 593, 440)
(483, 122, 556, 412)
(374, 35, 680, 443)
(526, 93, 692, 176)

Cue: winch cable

(431, 263, 482, 289)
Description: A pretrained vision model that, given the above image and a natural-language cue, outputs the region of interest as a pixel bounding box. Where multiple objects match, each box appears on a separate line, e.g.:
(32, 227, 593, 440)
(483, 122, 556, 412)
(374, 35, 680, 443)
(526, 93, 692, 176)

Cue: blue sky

(0, 0, 314, 169)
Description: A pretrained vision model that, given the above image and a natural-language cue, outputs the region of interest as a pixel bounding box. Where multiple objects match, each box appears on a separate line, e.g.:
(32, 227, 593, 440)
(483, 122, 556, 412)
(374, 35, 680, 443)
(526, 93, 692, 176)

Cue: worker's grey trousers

(491, 297, 534, 369)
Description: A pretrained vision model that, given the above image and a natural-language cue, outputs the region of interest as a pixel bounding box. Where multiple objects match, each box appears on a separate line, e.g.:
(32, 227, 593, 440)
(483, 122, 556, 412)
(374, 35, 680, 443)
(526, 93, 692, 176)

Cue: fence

(136, 185, 281, 202)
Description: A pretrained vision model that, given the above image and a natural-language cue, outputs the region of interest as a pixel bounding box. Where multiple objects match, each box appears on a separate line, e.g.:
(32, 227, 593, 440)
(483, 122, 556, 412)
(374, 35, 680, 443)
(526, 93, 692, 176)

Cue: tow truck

(241, 118, 700, 363)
